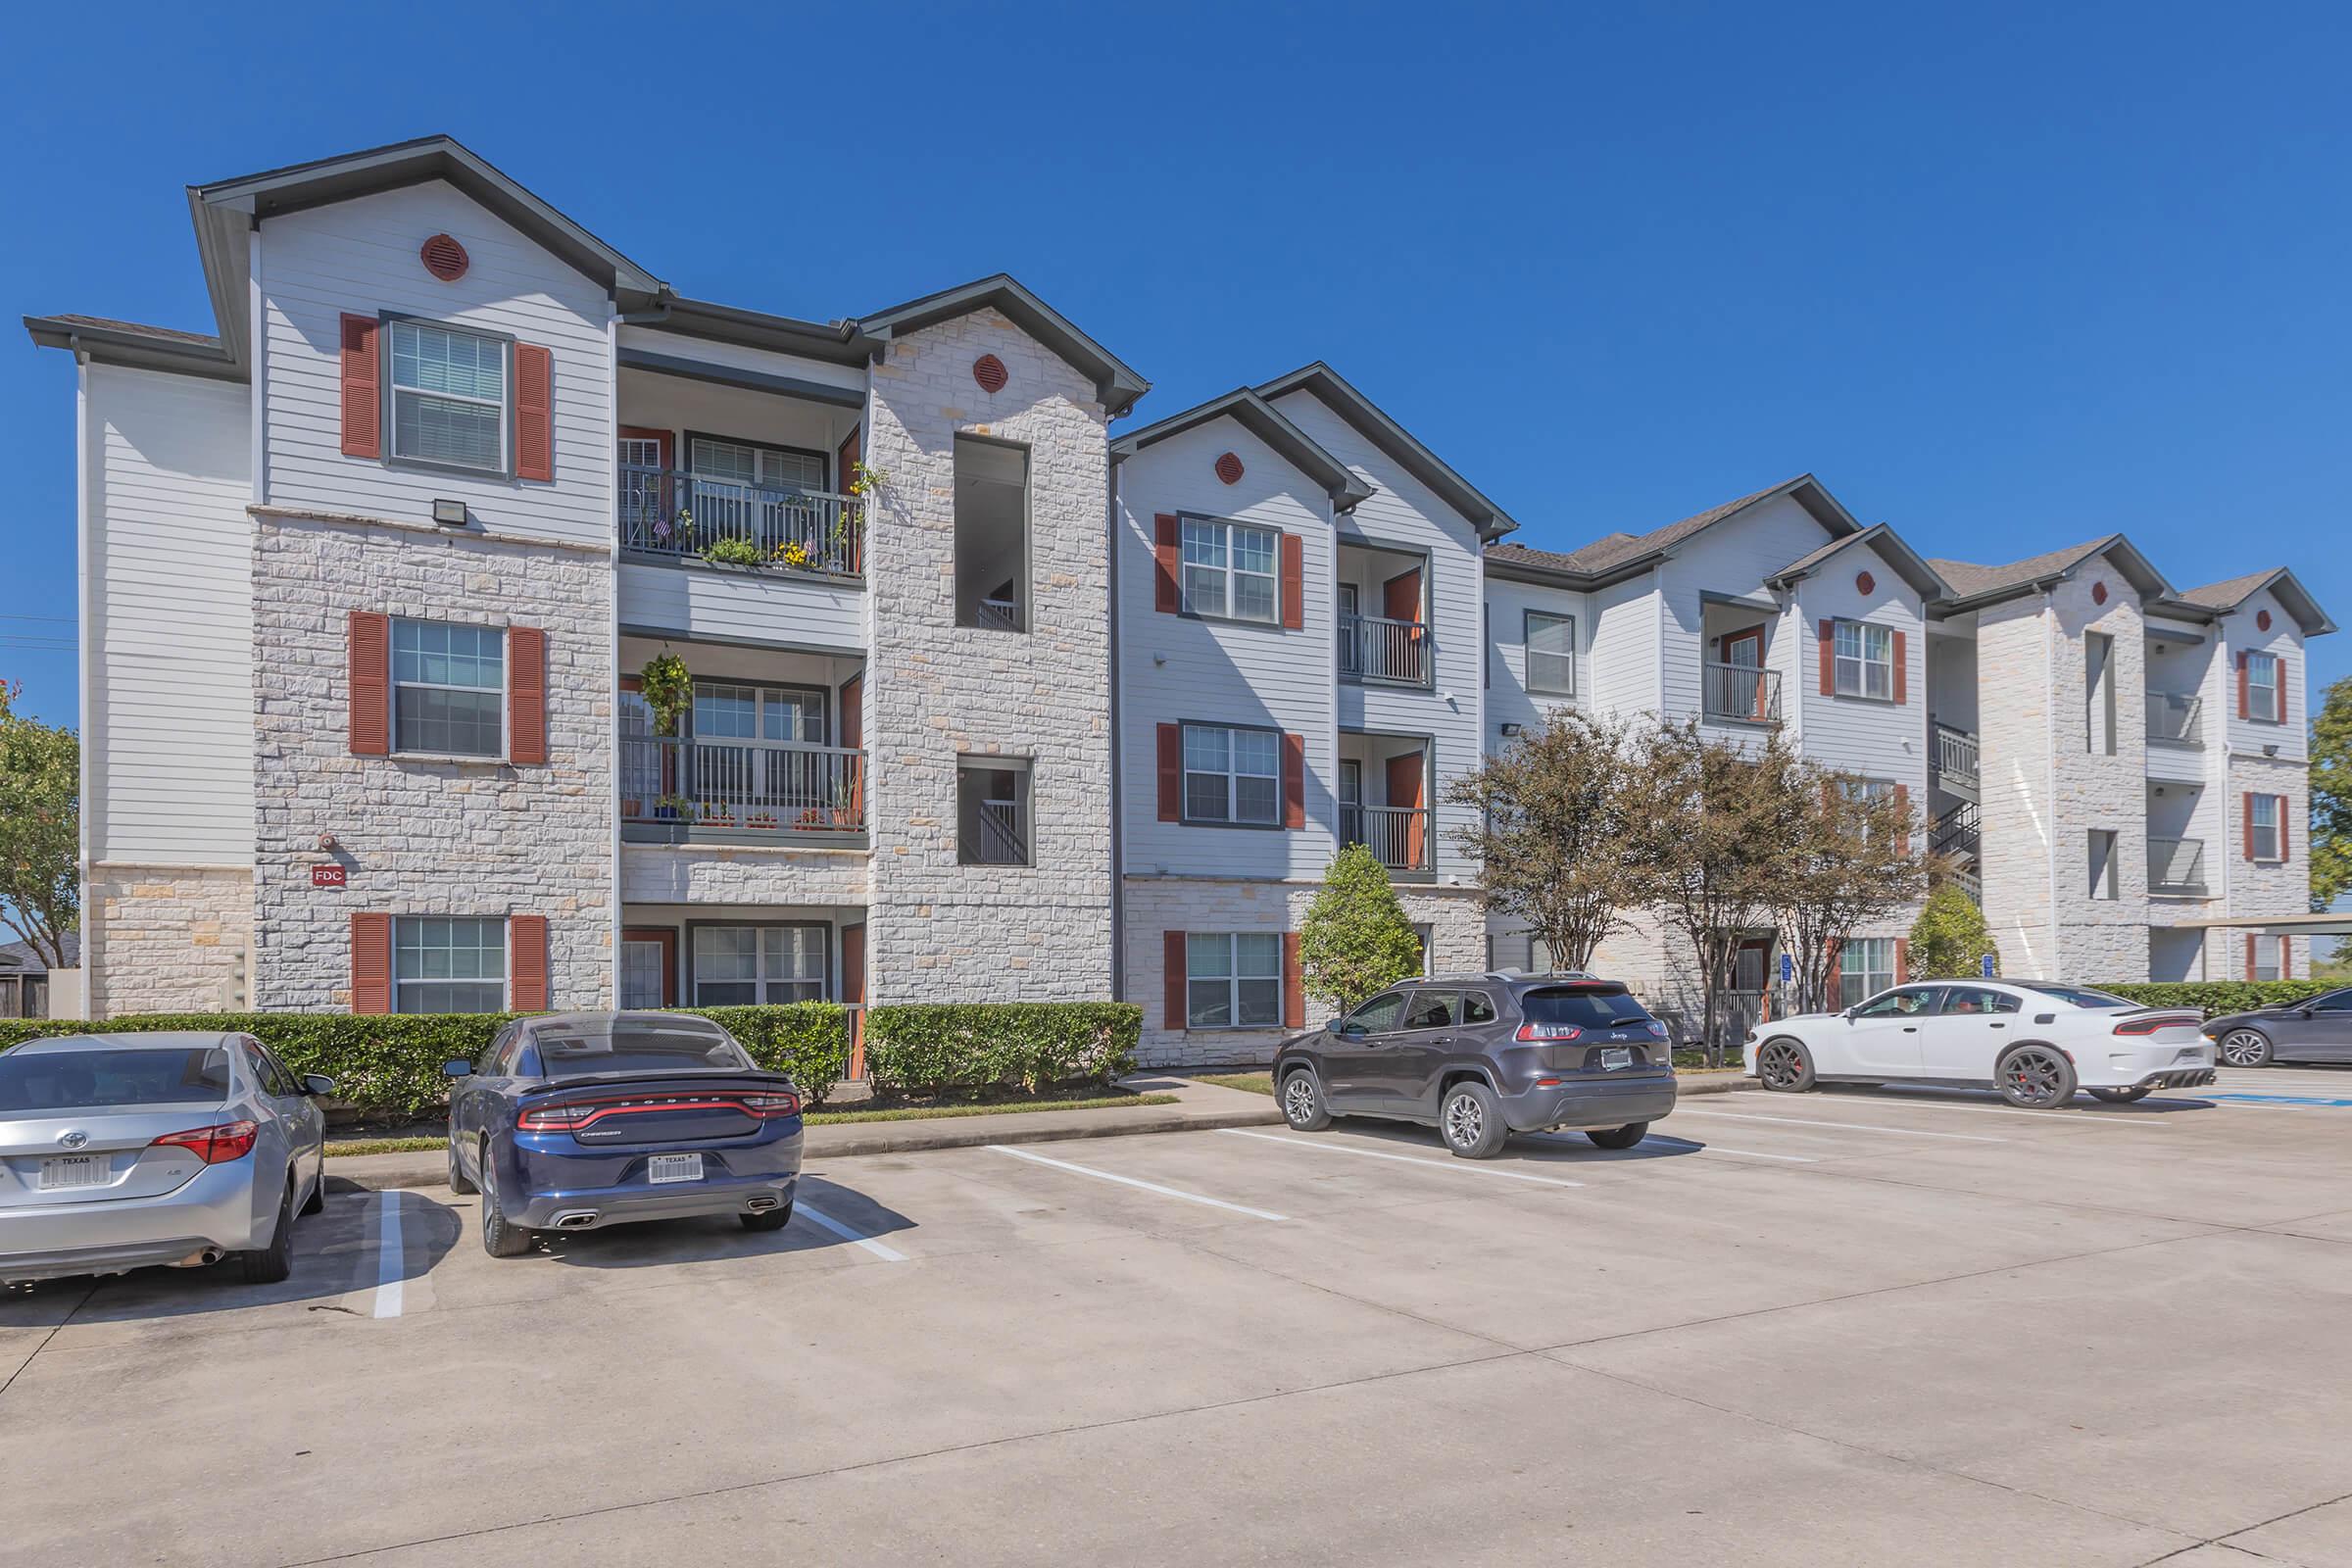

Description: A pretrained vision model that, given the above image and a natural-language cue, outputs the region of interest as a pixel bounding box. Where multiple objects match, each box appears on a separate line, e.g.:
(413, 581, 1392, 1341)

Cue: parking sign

(1980, 954, 1995, 978)
(1780, 953, 1794, 985)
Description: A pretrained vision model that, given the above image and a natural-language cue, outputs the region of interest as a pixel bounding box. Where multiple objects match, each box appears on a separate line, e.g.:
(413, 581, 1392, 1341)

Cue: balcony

(621, 735, 866, 842)
(2148, 836, 2209, 897)
(1702, 662, 1783, 724)
(2147, 692, 2203, 748)
(1932, 719, 1981, 801)
(1341, 804, 1433, 873)
(1339, 614, 1431, 686)
(620, 467, 864, 578)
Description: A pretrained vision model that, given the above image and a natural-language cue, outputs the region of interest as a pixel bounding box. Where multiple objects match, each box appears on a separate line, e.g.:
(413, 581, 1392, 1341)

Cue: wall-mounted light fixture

(2264, 743, 2280, 757)
(1500, 722, 1524, 737)
(432, 499, 467, 528)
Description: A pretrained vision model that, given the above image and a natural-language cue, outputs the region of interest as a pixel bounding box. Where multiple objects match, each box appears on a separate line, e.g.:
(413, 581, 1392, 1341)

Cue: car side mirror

(1324, 1017, 1345, 1035)
(302, 1073, 336, 1097)
(442, 1060, 474, 1079)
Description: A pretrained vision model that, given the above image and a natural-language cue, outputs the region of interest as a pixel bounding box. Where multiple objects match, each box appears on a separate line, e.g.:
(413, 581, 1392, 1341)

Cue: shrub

(1298, 843, 1424, 1010)
(1907, 881, 1998, 980)
(0, 1004, 850, 1118)
(863, 1003, 1141, 1095)
(2088, 982, 2337, 1017)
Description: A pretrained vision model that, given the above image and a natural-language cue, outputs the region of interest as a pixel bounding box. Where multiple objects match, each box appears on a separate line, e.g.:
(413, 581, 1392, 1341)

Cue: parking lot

(6, 1066, 2352, 1567)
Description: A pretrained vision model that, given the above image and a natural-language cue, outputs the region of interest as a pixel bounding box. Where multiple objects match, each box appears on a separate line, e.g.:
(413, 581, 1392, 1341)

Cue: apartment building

(26, 136, 2333, 1059)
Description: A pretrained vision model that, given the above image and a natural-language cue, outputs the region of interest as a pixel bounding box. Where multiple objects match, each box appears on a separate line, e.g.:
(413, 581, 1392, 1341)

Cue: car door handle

(1902, 1025, 1918, 1032)
(1432, 1037, 1454, 1046)
(1989, 1023, 2006, 1030)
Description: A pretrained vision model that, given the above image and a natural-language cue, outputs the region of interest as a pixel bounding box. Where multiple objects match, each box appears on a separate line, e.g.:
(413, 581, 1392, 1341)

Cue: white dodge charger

(1741, 980, 2218, 1107)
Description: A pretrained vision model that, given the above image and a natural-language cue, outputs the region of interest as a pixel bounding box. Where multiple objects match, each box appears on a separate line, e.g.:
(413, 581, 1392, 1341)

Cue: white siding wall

(1788, 537, 1930, 790)
(617, 562, 865, 652)
(1586, 573, 1663, 715)
(1656, 493, 1827, 725)
(2220, 588, 2307, 760)
(615, 325, 867, 398)
(84, 366, 254, 864)
(259, 180, 613, 546)
(1482, 576, 1592, 755)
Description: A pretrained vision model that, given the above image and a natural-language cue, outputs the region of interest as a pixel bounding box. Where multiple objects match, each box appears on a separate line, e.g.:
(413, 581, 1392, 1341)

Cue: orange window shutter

(348, 612, 390, 756)
(511, 916, 550, 1012)
(1892, 629, 1908, 704)
(2278, 795, 2290, 858)
(1280, 533, 1303, 630)
(1818, 619, 1836, 695)
(1157, 724, 1183, 821)
(1153, 514, 1181, 613)
(2243, 794, 2255, 860)
(351, 913, 392, 1015)
(515, 343, 554, 480)
(2237, 652, 2250, 719)
(339, 314, 381, 458)
(1895, 938, 1910, 983)
(1283, 932, 1304, 1029)
(1164, 931, 1189, 1030)
(1281, 733, 1306, 829)
(507, 626, 548, 764)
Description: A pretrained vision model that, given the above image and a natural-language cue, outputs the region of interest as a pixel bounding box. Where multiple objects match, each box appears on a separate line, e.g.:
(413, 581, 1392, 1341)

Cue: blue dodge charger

(444, 1011, 804, 1256)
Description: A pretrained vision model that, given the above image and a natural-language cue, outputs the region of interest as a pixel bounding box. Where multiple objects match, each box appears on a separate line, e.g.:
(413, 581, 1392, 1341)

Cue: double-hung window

(394, 917, 507, 1013)
(389, 320, 508, 472)
(1186, 933, 1283, 1028)
(392, 619, 504, 757)
(1838, 937, 1897, 1008)
(1182, 724, 1280, 824)
(1525, 612, 1576, 695)
(1180, 518, 1279, 623)
(2249, 794, 2281, 860)
(1833, 620, 1895, 700)
(2246, 652, 2280, 722)
(692, 925, 826, 1004)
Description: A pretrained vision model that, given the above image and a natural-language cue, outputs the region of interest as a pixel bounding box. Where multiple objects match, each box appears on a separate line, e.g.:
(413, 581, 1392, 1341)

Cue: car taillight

(150, 1120, 258, 1163)
(1645, 1020, 1670, 1040)
(2113, 1013, 2197, 1036)
(1516, 1022, 1584, 1041)
(517, 1090, 803, 1133)
(741, 1092, 802, 1117)
(516, 1103, 596, 1131)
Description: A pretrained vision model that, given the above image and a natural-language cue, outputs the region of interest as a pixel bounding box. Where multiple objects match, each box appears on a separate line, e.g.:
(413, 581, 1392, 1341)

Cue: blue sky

(5, 1, 2348, 731)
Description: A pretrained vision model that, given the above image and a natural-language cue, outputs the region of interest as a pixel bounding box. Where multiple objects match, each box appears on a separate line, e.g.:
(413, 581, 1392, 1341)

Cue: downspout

(2043, 586, 2063, 981)
(606, 307, 624, 1007)
(1104, 461, 1124, 1003)
(74, 359, 94, 1011)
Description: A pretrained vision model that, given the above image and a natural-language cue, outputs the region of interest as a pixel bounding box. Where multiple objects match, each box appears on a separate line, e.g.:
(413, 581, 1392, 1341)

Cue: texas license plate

(647, 1153, 703, 1185)
(40, 1154, 104, 1189)
(1599, 1048, 1634, 1071)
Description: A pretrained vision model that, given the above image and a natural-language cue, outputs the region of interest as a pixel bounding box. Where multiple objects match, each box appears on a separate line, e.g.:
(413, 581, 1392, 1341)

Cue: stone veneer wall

(1125, 879, 1486, 1067)
(85, 866, 255, 1017)
(250, 514, 614, 1010)
(860, 308, 1115, 1002)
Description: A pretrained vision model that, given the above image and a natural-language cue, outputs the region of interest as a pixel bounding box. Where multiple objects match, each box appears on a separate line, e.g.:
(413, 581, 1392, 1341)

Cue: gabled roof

(1763, 522, 1947, 598)
(2161, 567, 2337, 636)
(1486, 474, 1859, 587)
(858, 274, 1152, 417)
(1109, 388, 1372, 511)
(1253, 364, 1518, 540)
(1929, 534, 2172, 609)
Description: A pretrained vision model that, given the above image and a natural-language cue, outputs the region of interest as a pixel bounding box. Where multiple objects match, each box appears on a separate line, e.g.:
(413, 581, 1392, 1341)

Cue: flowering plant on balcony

(697, 801, 736, 827)
(702, 535, 764, 567)
(747, 810, 779, 831)
(773, 539, 811, 569)
(638, 653, 691, 736)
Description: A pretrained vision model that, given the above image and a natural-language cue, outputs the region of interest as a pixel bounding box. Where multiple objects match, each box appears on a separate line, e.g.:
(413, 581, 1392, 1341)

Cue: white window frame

(1181, 723, 1281, 826)
(1185, 932, 1284, 1029)
(1838, 938, 1897, 1008)
(391, 617, 507, 759)
(1525, 611, 1576, 696)
(387, 318, 510, 474)
(2250, 793, 2281, 861)
(1833, 619, 1895, 701)
(2246, 651, 2281, 724)
(2252, 936, 2284, 983)
(691, 924, 828, 1006)
(1180, 517, 1280, 624)
(392, 916, 509, 1014)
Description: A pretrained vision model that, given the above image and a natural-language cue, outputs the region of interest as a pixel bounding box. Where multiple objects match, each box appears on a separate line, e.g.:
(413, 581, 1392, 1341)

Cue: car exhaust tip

(551, 1210, 601, 1229)
(745, 1196, 780, 1213)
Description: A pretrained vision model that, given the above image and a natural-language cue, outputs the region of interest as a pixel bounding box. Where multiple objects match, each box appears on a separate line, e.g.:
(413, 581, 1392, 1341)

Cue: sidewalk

(323, 1070, 1756, 1192)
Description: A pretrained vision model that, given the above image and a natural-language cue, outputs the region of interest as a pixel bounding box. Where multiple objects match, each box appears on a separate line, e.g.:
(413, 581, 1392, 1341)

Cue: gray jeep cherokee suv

(1270, 972, 1676, 1158)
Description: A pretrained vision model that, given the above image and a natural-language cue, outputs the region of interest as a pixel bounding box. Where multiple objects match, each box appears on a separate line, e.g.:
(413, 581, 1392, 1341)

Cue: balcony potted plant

(638, 653, 691, 737)
(828, 773, 861, 829)
(654, 792, 689, 822)
(698, 800, 736, 829)
(747, 809, 779, 831)
(702, 535, 763, 568)
(772, 539, 811, 570)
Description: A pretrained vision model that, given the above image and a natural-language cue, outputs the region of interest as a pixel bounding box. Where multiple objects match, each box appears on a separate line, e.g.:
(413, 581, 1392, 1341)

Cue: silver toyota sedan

(0, 1032, 331, 1285)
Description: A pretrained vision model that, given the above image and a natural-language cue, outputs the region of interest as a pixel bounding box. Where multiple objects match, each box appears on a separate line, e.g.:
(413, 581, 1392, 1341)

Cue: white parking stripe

(1675, 1108, 2006, 1143)
(1857, 1093, 2175, 1127)
(371, 1191, 404, 1319)
(986, 1144, 1290, 1221)
(1218, 1128, 1587, 1187)
(797, 1201, 909, 1261)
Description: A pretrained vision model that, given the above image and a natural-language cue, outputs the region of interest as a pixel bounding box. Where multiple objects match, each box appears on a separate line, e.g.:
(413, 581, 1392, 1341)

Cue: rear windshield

(0, 1048, 232, 1111)
(1520, 987, 1655, 1030)
(529, 1023, 752, 1076)
(2015, 983, 2132, 1009)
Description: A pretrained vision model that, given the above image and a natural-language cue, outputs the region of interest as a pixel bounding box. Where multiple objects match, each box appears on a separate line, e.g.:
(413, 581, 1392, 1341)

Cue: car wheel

(2219, 1030, 2274, 1068)
(1280, 1067, 1333, 1131)
(237, 1178, 296, 1285)
(740, 1200, 795, 1233)
(1755, 1037, 1816, 1093)
(299, 1152, 326, 1215)
(1586, 1122, 1648, 1151)
(1439, 1080, 1509, 1159)
(446, 1136, 477, 1195)
(1997, 1044, 2078, 1108)
(478, 1142, 534, 1258)
(2086, 1086, 2152, 1104)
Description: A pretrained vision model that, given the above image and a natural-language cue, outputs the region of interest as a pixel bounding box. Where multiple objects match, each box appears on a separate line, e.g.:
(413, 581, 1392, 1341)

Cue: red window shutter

(339, 314, 381, 459)
(351, 913, 392, 1015)
(2245, 932, 2259, 980)
(348, 612, 390, 756)
(2243, 793, 2256, 860)
(1894, 938, 1910, 984)
(2279, 937, 2292, 981)
(1164, 931, 1189, 1030)
(1157, 723, 1183, 821)
(1891, 629, 1908, 705)
(1818, 619, 1836, 696)
(1280, 533, 1303, 630)
(507, 626, 548, 764)
(1282, 732, 1306, 829)
(2278, 660, 2289, 723)
(514, 343, 554, 481)
(1283, 932, 1304, 1029)
(2237, 652, 2251, 719)
(1894, 782, 1910, 846)
(1153, 514, 1181, 613)
(511, 915, 550, 1012)
(2278, 795, 2290, 858)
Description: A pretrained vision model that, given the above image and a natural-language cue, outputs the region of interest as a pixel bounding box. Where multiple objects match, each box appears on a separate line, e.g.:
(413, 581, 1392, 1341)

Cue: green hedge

(863, 1003, 1141, 1095)
(2091, 982, 2337, 1016)
(0, 1004, 851, 1119)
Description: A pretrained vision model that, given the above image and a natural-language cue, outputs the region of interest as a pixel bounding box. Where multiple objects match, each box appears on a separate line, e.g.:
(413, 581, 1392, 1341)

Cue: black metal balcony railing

(1702, 662, 1783, 724)
(620, 735, 865, 832)
(1341, 804, 1433, 872)
(619, 466, 864, 576)
(2146, 692, 2202, 747)
(2148, 836, 2208, 895)
(1339, 614, 1432, 685)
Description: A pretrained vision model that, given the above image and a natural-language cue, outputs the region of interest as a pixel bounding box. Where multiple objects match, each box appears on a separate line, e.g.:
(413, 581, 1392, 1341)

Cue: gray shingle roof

(0, 934, 78, 973)
(2173, 569, 2280, 611)
(35, 315, 220, 347)
(1488, 475, 1821, 579)
(1927, 538, 2113, 600)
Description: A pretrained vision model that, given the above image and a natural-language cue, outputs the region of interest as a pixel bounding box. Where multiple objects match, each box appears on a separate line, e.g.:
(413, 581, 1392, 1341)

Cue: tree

(2312, 672, 2352, 911)
(1298, 843, 1425, 1012)
(1906, 878, 1999, 984)
(1621, 719, 1808, 1066)
(1447, 709, 1639, 971)
(0, 680, 78, 970)
(1775, 767, 1932, 1012)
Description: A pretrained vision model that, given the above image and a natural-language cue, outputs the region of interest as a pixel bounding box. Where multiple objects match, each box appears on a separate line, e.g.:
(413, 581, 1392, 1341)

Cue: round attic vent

(2258, 609, 2274, 632)
(419, 233, 469, 282)
(1215, 452, 1245, 485)
(972, 354, 1008, 394)
(2091, 580, 2109, 606)
(1854, 570, 1876, 595)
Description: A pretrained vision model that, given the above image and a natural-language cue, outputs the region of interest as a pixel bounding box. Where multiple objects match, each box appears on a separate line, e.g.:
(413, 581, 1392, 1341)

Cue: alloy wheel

(2221, 1031, 2271, 1068)
(1758, 1041, 1805, 1090)
(1445, 1092, 1484, 1148)
(2002, 1047, 2068, 1107)
(1283, 1075, 1317, 1124)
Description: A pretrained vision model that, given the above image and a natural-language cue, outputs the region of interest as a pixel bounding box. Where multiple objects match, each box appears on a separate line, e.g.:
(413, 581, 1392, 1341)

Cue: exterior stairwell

(1929, 801, 1983, 905)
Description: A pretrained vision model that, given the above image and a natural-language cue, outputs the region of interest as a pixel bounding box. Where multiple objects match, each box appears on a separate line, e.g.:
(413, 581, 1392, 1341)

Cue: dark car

(443, 1011, 803, 1256)
(1270, 972, 1676, 1158)
(2203, 987, 2352, 1067)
